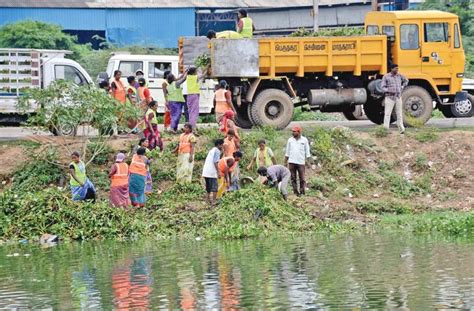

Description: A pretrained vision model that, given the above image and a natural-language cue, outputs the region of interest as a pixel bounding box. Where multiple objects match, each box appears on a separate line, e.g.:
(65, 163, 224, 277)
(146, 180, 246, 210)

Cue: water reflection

(0, 234, 473, 309)
(111, 258, 153, 309)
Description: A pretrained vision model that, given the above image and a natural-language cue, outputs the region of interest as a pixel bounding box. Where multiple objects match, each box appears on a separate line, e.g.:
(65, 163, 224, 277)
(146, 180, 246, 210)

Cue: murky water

(0, 233, 473, 309)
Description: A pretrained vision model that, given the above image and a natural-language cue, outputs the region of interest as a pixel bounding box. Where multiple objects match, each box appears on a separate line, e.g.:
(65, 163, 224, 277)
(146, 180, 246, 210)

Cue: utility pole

(371, 0, 378, 11)
(313, 0, 319, 32)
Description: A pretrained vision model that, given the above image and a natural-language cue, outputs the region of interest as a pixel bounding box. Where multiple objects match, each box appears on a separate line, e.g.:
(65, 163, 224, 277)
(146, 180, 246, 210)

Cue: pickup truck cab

(0, 48, 92, 115)
(103, 53, 216, 114)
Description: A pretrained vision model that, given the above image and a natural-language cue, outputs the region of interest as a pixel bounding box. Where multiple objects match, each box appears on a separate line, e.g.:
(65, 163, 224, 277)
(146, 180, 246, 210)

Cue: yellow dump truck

(180, 10, 471, 128)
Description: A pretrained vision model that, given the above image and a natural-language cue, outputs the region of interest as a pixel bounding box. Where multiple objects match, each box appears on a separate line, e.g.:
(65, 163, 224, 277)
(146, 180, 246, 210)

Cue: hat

(116, 153, 126, 163)
(292, 125, 302, 133)
(135, 69, 144, 75)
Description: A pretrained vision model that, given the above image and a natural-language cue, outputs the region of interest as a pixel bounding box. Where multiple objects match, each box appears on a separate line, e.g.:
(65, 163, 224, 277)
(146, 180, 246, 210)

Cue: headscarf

(115, 153, 126, 163)
(292, 125, 302, 134)
(220, 110, 235, 133)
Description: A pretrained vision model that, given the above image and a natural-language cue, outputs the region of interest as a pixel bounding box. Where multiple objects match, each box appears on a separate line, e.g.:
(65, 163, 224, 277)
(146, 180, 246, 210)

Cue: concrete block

(211, 39, 259, 78)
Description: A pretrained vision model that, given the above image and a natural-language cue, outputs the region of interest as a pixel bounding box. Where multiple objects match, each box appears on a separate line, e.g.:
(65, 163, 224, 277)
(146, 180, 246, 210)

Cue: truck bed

(258, 36, 387, 78)
(179, 35, 388, 78)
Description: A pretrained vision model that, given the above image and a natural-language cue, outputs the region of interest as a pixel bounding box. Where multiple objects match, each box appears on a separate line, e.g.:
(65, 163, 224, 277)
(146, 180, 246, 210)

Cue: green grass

(380, 211, 474, 237)
(1, 125, 471, 242)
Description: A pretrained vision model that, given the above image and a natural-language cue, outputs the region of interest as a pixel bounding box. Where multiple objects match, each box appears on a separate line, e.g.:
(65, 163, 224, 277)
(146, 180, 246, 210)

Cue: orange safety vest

(218, 157, 236, 176)
(215, 89, 232, 114)
(112, 80, 126, 103)
(138, 86, 152, 102)
(129, 154, 147, 176)
(138, 87, 145, 100)
(111, 162, 129, 187)
(178, 133, 194, 154)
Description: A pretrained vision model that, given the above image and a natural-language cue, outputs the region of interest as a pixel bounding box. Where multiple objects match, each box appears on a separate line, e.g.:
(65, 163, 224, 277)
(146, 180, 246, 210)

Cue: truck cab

(365, 11, 469, 117)
(103, 54, 216, 114)
(43, 57, 92, 88)
(0, 48, 92, 115)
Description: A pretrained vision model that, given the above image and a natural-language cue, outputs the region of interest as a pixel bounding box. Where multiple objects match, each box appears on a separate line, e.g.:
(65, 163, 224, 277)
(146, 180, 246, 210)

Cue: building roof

(0, 0, 370, 8)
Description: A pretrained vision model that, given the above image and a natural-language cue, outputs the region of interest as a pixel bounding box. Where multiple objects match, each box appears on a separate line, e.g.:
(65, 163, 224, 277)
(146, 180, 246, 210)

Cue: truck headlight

(456, 73, 464, 78)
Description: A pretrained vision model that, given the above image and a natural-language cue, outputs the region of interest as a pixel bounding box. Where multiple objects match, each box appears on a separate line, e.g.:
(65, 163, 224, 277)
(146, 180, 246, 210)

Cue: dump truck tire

(450, 94, 474, 118)
(364, 97, 388, 125)
(342, 105, 366, 120)
(234, 103, 253, 129)
(438, 104, 454, 118)
(402, 86, 433, 126)
(250, 89, 294, 129)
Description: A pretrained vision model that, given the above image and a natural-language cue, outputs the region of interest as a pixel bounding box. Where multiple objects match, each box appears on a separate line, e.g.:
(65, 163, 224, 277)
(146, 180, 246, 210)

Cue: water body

(0, 233, 473, 309)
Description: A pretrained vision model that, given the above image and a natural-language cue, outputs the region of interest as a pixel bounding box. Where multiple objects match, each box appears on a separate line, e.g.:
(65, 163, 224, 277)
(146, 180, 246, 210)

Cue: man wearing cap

(284, 126, 311, 196)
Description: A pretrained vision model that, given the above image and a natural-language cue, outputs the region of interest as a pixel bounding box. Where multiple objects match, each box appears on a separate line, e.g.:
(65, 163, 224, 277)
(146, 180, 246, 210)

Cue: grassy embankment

(0, 126, 473, 242)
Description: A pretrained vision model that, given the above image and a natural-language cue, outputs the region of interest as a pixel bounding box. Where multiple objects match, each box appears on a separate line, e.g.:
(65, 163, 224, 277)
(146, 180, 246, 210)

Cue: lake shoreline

(1, 126, 473, 242)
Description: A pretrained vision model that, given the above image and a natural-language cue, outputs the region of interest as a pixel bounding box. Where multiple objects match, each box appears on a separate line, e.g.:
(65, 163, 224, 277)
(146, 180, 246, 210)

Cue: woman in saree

(69, 151, 96, 202)
(109, 153, 130, 208)
(129, 147, 149, 207)
(174, 123, 197, 184)
(143, 100, 163, 151)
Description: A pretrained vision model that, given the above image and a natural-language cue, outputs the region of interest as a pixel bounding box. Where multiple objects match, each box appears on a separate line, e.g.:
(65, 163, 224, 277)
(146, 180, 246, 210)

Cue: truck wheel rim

(454, 99, 472, 115)
(265, 101, 282, 120)
(61, 123, 75, 136)
(405, 96, 425, 118)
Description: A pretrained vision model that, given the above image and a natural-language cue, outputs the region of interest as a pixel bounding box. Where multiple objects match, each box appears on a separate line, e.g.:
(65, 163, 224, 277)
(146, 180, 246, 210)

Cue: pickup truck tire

(250, 89, 294, 129)
(49, 123, 77, 136)
(450, 94, 474, 118)
(401, 86, 433, 126)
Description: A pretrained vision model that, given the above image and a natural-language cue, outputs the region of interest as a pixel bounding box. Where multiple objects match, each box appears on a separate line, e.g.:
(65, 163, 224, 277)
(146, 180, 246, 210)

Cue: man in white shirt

(284, 125, 311, 196)
(202, 139, 224, 206)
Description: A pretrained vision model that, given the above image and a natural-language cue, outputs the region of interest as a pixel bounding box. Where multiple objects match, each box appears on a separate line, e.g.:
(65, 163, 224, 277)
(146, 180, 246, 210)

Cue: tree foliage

(290, 26, 364, 37)
(19, 80, 141, 166)
(0, 20, 91, 60)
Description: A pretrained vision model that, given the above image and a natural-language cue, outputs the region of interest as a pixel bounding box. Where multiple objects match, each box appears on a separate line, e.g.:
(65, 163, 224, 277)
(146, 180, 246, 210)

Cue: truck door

(54, 65, 88, 86)
(147, 60, 172, 113)
(398, 22, 421, 75)
(421, 22, 452, 93)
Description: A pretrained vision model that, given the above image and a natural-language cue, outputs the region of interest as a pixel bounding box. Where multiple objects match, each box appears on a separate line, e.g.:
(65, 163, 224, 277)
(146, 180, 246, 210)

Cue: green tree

(19, 80, 141, 166)
(0, 20, 90, 60)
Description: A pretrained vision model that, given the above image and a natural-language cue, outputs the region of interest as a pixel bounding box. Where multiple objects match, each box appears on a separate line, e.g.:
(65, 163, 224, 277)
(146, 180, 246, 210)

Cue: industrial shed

(0, 0, 422, 48)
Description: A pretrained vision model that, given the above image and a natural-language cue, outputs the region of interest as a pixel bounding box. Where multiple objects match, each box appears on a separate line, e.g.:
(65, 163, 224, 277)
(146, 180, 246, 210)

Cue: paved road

(0, 118, 473, 141)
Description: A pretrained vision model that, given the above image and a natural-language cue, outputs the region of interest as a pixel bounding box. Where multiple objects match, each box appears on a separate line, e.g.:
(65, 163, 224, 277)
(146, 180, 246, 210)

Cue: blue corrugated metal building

(0, 7, 196, 48)
(0, 1, 425, 48)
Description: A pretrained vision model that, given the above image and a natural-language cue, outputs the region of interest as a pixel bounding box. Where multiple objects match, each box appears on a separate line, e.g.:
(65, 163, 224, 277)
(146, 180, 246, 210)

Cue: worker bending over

(258, 165, 291, 201)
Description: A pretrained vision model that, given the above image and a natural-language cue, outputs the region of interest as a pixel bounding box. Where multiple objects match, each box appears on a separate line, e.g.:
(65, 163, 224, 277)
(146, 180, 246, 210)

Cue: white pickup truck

(0, 48, 93, 121)
(100, 53, 216, 114)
